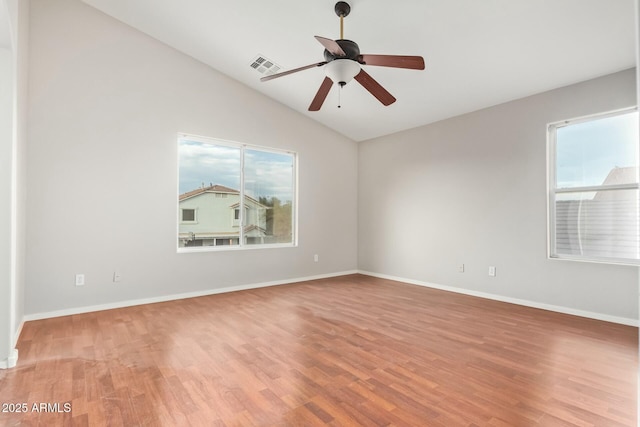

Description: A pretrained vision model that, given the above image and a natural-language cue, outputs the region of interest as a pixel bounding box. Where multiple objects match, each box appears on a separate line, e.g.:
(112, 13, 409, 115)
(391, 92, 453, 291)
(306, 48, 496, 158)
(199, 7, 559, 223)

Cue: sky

(178, 139, 294, 202)
(556, 111, 638, 188)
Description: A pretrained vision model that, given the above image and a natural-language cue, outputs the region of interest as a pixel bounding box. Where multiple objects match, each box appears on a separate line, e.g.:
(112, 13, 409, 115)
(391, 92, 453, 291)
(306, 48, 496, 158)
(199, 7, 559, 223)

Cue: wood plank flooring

(0, 274, 637, 426)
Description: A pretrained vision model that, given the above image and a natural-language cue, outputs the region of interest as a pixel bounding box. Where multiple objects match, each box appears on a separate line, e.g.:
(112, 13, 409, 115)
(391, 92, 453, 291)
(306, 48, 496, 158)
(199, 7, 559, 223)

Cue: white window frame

(547, 107, 639, 265)
(177, 133, 298, 253)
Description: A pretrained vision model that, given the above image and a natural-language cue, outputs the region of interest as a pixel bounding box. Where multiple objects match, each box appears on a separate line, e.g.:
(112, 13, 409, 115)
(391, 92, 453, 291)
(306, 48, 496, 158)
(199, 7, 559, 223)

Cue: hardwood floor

(0, 274, 637, 426)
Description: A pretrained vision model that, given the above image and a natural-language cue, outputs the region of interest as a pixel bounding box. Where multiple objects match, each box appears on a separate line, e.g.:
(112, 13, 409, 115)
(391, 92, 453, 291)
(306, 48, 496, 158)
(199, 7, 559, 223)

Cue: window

(548, 108, 639, 264)
(177, 134, 297, 250)
(181, 208, 196, 222)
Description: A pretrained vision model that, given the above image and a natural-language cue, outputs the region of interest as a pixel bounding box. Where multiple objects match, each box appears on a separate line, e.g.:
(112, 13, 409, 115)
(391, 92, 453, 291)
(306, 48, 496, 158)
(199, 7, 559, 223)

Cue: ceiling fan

(260, 1, 425, 111)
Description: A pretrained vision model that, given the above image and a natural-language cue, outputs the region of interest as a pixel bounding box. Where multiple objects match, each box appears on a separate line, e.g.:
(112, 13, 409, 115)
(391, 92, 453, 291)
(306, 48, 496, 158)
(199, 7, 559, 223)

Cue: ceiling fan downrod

(334, 1, 351, 39)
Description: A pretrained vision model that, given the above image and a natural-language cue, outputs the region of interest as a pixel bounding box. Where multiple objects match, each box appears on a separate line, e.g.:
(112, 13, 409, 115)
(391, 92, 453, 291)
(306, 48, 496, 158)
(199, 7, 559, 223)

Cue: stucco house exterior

(178, 184, 268, 247)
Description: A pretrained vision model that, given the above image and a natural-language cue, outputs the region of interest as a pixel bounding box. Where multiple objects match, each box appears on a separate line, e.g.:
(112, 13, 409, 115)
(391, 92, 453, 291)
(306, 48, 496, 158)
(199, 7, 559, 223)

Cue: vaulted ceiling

(81, 0, 637, 141)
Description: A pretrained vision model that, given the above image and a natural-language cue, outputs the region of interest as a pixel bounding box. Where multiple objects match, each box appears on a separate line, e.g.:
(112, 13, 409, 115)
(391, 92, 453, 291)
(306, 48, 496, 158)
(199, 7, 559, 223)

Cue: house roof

(229, 200, 267, 209)
(179, 184, 238, 201)
(594, 166, 638, 201)
(179, 184, 267, 207)
(244, 224, 266, 233)
(601, 166, 637, 186)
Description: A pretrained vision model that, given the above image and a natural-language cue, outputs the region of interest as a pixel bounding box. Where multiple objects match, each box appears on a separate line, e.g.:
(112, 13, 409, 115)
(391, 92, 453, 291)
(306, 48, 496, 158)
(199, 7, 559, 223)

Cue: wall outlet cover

(75, 274, 85, 286)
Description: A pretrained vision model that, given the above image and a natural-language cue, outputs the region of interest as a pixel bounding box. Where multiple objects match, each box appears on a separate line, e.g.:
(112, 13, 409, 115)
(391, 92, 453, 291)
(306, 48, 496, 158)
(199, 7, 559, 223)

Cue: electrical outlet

(75, 274, 85, 286)
(458, 263, 464, 273)
(488, 266, 496, 277)
(314, 254, 319, 262)
(113, 270, 122, 283)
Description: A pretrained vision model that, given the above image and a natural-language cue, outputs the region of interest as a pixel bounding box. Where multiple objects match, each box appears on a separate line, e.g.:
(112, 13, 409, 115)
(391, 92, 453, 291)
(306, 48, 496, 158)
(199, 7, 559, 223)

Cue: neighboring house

(178, 184, 268, 247)
(556, 166, 639, 259)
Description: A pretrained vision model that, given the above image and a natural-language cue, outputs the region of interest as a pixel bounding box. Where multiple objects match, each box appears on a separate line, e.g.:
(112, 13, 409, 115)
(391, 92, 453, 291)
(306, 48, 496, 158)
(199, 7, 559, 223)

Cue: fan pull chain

(338, 84, 341, 108)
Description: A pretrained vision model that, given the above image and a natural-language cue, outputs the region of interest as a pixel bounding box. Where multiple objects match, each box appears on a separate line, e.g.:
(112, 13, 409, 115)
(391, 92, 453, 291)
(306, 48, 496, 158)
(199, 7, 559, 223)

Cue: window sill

(548, 254, 639, 267)
(178, 243, 297, 254)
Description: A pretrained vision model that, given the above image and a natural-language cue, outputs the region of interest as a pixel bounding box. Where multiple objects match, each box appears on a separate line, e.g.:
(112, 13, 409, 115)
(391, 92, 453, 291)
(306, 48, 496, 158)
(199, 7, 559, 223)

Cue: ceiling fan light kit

(325, 59, 360, 86)
(261, 1, 425, 111)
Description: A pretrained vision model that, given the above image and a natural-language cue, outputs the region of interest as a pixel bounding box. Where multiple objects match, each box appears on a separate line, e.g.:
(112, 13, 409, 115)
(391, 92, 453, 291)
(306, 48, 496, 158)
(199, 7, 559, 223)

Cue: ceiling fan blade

(308, 77, 334, 111)
(358, 54, 425, 70)
(354, 69, 396, 106)
(260, 61, 327, 82)
(314, 36, 346, 56)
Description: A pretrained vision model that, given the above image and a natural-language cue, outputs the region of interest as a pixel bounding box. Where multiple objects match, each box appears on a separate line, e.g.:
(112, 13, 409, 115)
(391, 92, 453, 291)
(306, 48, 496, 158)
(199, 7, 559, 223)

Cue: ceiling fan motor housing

(323, 39, 361, 62)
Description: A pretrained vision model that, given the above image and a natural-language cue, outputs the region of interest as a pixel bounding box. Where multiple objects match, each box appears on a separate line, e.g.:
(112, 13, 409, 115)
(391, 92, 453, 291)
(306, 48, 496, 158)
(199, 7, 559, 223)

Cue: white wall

(11, 0, 27, 351)
(359, 69, 639, 324)
(0, 45, 13, 367)
(25, 0, 358, 316)
(0, 0, 26, 369)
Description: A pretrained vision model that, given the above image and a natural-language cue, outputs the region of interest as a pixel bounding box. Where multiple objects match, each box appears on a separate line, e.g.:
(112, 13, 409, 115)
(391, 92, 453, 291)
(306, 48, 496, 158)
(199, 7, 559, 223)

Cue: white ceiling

(81, 0, 637, 142)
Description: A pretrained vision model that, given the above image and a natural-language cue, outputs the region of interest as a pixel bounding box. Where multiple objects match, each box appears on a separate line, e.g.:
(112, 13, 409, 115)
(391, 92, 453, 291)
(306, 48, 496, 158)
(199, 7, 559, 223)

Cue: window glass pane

(177, 136, 296, 250)
(178, 139, 241, 248)
(555, 189, 639, 260)
(243, 149, 295, 245)
(556, 112, 638, 188)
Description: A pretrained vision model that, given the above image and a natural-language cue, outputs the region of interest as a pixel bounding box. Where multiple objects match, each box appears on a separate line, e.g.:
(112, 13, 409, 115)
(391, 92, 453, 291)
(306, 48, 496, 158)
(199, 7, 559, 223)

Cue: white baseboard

(0, 349, 18, 369)
(22, 269, 637, 327)
(13, 320, 23, 348)
(0, 321, 26, 369)
(23, 270, 359, 322)
(358, 270, 639, 327)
